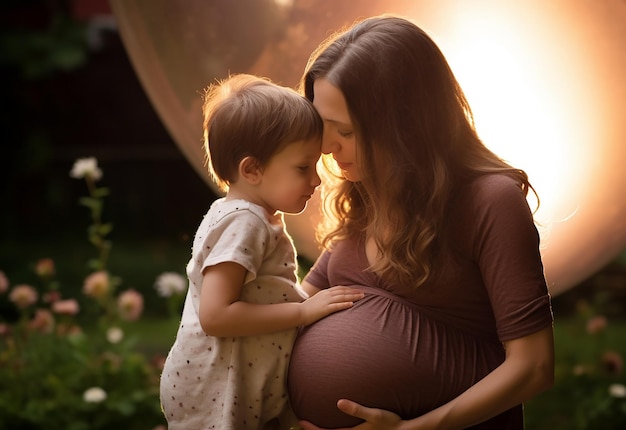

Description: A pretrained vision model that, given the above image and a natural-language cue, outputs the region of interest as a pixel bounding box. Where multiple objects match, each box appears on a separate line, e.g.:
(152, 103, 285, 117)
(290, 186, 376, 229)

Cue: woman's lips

(335, 161, 351, 170)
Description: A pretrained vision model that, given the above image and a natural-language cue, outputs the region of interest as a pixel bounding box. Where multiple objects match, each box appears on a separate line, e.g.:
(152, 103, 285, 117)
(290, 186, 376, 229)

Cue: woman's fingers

(337, 399, 403, 428)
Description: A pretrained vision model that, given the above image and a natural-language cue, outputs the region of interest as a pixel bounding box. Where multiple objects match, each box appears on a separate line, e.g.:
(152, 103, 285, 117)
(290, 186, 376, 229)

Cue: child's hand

(300, 286, 364, 326)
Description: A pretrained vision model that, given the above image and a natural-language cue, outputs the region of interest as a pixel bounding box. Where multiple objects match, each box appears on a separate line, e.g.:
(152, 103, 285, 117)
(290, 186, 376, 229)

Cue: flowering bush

(560, 300, 626, 429)
(0, 158, 179, 430)
(525, 295, 626, 430)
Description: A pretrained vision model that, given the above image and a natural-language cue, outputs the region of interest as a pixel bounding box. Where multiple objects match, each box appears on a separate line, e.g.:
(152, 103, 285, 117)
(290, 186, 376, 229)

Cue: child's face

(256, 137, 321, 215)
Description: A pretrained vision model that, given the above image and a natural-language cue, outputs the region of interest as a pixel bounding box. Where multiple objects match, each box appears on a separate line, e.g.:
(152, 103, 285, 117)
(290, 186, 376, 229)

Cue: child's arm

(299, 280, 323, 298)
(199, 262, 364, 337)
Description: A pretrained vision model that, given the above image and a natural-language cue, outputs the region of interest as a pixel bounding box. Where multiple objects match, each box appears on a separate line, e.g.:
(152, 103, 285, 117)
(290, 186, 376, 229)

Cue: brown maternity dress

(287, 174, 553, 429)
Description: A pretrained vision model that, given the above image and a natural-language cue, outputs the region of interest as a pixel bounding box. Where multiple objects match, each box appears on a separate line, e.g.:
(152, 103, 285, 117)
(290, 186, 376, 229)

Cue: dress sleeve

(201, 209, 270, 283)
(303, 249, 332, 290)
(472, 176, 553, 342)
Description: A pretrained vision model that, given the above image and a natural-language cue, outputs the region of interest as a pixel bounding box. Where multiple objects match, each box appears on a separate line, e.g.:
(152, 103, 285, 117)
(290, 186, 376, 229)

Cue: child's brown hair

(202, 74, 322, 191)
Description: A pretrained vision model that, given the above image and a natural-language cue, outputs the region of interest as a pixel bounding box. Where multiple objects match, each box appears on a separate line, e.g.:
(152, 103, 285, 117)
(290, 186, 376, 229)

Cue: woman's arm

(299, 326, 554, 430)
(199, 262, 363, 337)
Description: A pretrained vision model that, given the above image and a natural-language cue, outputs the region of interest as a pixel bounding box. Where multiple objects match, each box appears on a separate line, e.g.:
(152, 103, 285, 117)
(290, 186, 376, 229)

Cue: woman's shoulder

(467, 173, 520, 192)
(461, 173, 524, 204)
(453, 174, 530, 223)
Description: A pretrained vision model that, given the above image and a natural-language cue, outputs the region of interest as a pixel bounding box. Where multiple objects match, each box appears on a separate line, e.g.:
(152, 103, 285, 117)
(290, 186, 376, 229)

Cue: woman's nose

(321, 131, 339, 155)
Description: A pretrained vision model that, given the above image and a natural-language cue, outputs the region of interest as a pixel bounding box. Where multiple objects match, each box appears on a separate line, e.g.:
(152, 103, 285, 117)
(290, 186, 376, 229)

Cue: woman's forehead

(312, 79, 352, 125)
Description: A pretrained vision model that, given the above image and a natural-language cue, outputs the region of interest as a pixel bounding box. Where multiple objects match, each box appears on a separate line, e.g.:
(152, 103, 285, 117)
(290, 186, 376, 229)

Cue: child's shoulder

(207, 198, 275, 228)
(210, 197, 256, 213)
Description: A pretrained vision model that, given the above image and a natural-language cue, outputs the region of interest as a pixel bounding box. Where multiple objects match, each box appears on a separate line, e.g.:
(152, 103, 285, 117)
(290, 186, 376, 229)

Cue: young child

(159, 74, 364, 430)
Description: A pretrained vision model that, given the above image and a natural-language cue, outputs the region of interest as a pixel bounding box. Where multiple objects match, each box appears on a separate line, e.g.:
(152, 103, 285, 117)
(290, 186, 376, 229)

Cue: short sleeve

(303, 249, 332, 290)
(202, 209, 271, 283)
(472, 176, 553, 341)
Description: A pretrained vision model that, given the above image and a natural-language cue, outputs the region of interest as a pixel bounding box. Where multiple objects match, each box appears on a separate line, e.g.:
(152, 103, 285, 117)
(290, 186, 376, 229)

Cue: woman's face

(312, 78, 360, 182)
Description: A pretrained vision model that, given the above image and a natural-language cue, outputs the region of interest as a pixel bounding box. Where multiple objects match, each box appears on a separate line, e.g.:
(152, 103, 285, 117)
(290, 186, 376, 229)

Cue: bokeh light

(110, 0, 626, 295)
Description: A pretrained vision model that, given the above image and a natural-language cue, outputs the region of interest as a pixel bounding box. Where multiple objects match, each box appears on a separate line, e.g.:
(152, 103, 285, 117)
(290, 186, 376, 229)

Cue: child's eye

(297, 165, 309, 172)
(338, 130, 353, 138)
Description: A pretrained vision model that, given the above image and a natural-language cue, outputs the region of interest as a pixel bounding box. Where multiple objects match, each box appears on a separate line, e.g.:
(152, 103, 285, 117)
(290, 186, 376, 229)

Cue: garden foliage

(0, 158, 185, 430)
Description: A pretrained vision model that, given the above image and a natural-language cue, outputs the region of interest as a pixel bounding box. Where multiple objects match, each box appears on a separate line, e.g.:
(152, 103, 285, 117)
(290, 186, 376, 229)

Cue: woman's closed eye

(338, 130, 353, 138)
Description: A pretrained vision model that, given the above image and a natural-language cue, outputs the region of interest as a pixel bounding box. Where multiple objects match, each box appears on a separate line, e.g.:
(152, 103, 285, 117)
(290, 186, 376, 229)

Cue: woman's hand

(299, 399, 404, 430)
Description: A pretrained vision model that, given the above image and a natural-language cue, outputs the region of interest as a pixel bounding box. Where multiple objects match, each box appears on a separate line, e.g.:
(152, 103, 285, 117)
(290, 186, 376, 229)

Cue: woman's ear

(239, 156, 263, 184)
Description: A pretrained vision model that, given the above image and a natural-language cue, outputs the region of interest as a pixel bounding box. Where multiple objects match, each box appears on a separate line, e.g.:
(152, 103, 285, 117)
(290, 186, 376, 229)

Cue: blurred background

(2, 0, 624, 315)
(1, 0, 218, 315)
(1, 1, 625, 428)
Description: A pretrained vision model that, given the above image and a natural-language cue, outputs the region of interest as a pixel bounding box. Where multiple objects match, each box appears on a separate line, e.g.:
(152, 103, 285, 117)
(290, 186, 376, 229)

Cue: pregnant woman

(287, 15, 555, 429)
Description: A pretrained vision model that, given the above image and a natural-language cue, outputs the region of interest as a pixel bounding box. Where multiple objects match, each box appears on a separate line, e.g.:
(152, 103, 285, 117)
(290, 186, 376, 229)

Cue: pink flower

(0, 323, 11, 337)
(83, 271, 110, 299)
(43, 291, 61, 304)
(52, 299, 80, 316)
(117, 289, 143, 321)
(586, 315, 608, 334)
(35, 258, 55, 278)
(0, 271, 9, 294)
(28, 309, 55, 334)
(9, 284, 38, 309)
(57, 323, 83, 337)
(602, 350, 624, 376)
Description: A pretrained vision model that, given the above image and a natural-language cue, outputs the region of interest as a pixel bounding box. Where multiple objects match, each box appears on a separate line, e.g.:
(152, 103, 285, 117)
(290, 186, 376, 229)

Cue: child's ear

(239, 156, 263, 184)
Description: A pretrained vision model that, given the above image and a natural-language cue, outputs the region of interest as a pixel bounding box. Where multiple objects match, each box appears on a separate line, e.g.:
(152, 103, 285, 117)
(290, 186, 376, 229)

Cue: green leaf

(93, 187, 110, 198)
(78, 197, 101, 212)
(97, 223, 113, 236)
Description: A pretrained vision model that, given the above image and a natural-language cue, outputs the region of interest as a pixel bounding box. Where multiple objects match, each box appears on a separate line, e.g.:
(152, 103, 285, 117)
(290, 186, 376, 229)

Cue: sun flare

(111, 0, 626, 294)
(408, 0, 626, 293)
(424, 4, 596, 227)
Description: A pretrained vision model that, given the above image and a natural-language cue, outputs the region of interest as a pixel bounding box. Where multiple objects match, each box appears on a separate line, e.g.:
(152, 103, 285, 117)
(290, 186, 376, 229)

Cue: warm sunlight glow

(111, 0, 626, 295)
(418, 4, 593, 227)
(404, 0, 626, 293)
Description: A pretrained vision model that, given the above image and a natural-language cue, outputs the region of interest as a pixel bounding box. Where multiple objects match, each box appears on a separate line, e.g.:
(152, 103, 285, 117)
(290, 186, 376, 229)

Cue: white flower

(70, 157, 102, 181)
(609, 383, 626, 398)
(83, 386, 107, 403)
(106, 326, 124, 344)
(155, 272, 187, 297)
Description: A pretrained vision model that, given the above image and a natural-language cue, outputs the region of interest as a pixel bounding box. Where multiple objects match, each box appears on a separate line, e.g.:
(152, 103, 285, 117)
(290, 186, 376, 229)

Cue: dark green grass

(524, 315, 626, 429)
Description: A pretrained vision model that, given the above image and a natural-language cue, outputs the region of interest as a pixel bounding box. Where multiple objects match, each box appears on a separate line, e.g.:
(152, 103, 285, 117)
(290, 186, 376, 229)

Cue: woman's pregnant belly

(287, 287, 504, 429)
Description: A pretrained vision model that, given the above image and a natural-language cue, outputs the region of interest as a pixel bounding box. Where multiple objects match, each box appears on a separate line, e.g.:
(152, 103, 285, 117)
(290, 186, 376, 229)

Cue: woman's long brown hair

(301, 15, 537, 289)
